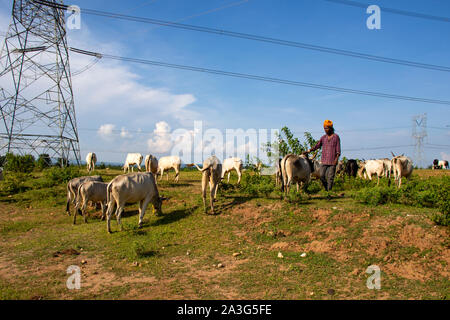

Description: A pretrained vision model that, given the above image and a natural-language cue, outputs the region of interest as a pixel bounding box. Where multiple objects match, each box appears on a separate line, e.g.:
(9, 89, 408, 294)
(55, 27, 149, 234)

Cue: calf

(194, 156, 222, 214)
(106, 172, 166, 233)
(221, 157, 243, 184)
(66, 176, 103, 216)
(74, 181, 108, 224)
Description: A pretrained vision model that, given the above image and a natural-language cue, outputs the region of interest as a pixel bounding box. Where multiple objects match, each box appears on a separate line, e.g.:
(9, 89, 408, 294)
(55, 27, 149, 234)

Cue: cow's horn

(391, 151, 396, 157)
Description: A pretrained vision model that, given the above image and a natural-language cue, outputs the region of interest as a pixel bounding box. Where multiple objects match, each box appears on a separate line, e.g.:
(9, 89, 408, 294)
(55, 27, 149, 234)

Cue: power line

(322, 0, 450, 23)
(342, 144, 414, 152)
(69, 48, 450, 106)
(33, 0, 450, 73)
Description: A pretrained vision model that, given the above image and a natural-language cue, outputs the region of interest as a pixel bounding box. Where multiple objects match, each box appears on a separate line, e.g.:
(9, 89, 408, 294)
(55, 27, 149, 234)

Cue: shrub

(0, 172, 30, 195)
(36, 154, 52, 169)
(3, 153, 35, 173)
(354, 186, 400, 206)
(43, 166, 82, 185)
(239, 173, 276, 196)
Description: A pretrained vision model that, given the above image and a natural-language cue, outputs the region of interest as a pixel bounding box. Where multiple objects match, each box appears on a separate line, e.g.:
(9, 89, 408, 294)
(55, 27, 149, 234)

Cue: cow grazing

(158, 156, 181, 182)
(280, 154, 313, 196)
(391, 153, 414, 188)
(106, 172, 166, 233)
(221, 157, 243, 184)
(345, 159, 358, 178)
(66, 176, 103, 216)
(74, 181, 108, 224)
(432, 159, 440, 170)
(438, 160, 449, 169)
(86, 152, 97, 173)
(359, 160, 385, 185)
(194, 156, 222, 214)
(145, 154, 158, 174)
(123, 153, 143, 173)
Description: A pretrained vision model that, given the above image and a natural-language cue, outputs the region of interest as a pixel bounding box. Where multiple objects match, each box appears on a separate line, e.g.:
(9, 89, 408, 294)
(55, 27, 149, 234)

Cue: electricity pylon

(412, 113, 427, 168)
(0, 0, 80, 165)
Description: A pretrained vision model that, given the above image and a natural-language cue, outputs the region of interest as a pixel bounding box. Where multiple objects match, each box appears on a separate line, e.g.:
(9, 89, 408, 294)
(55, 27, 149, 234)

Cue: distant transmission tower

(412, 113, 427, 168)
(0, 0, 80, 165)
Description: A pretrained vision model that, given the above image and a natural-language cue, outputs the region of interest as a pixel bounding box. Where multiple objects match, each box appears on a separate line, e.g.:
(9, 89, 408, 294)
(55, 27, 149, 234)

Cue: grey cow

(66, 175, 103, 216)
(105, 172, 166, 233)
(74, 181, 108, 224)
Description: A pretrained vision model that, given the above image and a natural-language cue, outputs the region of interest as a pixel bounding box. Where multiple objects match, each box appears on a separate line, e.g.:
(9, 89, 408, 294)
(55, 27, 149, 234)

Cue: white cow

(359, 160, 385, 185)
(158, 156, 181, 182)
(74, 181, 108, 224)
(106, 172, 167, 233)
(194, 155, 222, 214)
(86, 152, 97, 173)
(438, 160, 449, 169)
(123, 153, 143, 173)
(221, 157, 243, 184)
(391, 155, 414, 188)
(280, 154, 313, 196)
(145, 154, 158, 174)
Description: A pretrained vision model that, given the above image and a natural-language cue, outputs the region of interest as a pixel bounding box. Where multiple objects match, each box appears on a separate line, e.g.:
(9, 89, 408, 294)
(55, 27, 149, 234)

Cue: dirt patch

(399, 225, 439, 251)
(384, 261, 432, 281)
(312, 209, 331, 225)
(270, 241, 302, 251)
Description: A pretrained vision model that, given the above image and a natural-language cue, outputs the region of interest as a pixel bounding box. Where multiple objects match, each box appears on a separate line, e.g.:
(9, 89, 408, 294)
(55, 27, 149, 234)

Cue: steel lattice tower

(0, 0, 80, 165)
(412, 113, 427, 168)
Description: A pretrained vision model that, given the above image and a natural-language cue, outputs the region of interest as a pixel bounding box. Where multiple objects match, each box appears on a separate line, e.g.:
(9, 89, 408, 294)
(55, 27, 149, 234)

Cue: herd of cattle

(62, 151, 447, 233)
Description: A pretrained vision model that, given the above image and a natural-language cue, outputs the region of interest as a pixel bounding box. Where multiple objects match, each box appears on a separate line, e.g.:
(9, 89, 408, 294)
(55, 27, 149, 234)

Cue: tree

(264, 126, 321, 159)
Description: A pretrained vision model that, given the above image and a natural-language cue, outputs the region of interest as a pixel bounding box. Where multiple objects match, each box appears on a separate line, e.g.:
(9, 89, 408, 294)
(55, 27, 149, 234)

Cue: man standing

(304, 120, 341, 192)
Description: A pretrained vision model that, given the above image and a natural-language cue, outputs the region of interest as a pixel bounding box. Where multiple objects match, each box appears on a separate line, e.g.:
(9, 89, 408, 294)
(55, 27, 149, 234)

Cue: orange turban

(323, 120, 333, 128)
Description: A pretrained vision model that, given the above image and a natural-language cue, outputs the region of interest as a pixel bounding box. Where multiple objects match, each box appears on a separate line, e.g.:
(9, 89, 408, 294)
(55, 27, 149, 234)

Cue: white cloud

(120, 127, 132, 139)
(97, 124, 115, 139)
(147, 121, 173, 154)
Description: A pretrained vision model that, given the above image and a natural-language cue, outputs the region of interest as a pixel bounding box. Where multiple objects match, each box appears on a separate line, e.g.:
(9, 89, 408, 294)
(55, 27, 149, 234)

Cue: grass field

(0, 168, 449, 300)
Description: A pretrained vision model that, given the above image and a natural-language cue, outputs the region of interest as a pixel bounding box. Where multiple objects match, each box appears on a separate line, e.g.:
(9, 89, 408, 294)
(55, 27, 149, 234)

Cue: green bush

(36, 154, 52, 169)
(0, 172, 30, 195)
(3, 153, 35, 173)
(239, 173, 276, 196)
(354, 186, 400, 206)
(42, 166, 82, 185)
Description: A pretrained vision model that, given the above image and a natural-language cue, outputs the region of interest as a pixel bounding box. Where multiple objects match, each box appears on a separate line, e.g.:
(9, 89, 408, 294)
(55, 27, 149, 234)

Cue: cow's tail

(66, 183, 71, 214)
(106, 181, 113, 207)
(75, 184, 83, 215)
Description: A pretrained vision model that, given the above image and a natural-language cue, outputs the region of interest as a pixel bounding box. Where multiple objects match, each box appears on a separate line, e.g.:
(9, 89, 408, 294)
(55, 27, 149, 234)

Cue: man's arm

(306, 137, 322, 153)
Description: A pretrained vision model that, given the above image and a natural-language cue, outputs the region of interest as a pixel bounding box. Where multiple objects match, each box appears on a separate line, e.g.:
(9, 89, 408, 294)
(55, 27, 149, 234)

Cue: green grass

(0, 168, 449, 299)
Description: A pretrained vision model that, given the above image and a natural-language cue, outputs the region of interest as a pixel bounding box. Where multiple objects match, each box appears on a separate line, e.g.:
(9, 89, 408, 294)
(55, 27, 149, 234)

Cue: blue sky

(0, 0, 449, 166)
